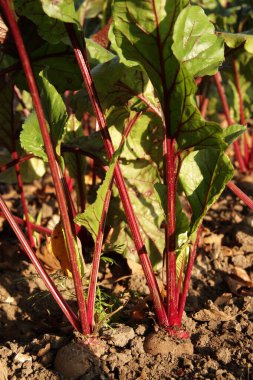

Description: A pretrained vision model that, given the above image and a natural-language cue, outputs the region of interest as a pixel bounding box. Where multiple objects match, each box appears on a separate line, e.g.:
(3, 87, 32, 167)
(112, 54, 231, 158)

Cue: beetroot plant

(0, 0, 250, 338)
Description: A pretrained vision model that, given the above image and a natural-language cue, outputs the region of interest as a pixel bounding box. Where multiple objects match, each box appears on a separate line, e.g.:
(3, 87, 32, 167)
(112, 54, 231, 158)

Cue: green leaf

(179, 150, 234, 233)
(223, 124, 247, 145)
(20, 73, 68, 161)
(41, 0, 77, 24)
(111, 0, 226, 152)
(172, 6, 224, 77)
(39, 72, 68, 151)
(72, 56, 159, 120)
(218, 31, 253, 54)
(14, 0, 68, 44)
(20, 113, 48, 161)
(75, 145, 122, 242)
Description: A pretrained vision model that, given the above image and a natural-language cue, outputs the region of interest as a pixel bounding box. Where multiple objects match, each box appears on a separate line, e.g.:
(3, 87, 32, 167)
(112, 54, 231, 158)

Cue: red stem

(65, 23, 168, 327)
(1, 1, 90, 334)
(213, 72, 246, 173)
(227, 181, 253, 210)
(12, 151, 35, 248)
(0, 195, 80, 331)
(232, 60, 249, 167)
(178, 225, 202, 322)
(0, 153, 35, 173)
(166, 139, 179, 326)
(0, 212, 52, 235)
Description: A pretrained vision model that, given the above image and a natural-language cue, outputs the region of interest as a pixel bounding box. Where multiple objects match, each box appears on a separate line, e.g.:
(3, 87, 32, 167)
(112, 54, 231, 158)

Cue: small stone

(54, 343, 91, 379)
(103, 325, 135, 347)
(0, 362, 8, 380)
(216, 347, 231, 364)
(14, 353, 32, 364)
(135, 325, 146, 336)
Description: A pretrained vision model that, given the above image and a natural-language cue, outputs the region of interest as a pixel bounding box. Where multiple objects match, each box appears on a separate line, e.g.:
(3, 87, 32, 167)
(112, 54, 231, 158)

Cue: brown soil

(0, 178, 252, 380)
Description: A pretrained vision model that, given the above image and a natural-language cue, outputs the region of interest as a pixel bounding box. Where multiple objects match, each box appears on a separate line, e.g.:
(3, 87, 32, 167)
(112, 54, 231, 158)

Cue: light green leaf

(172, 6, 224, 77)
(41, 0, 77, 24)
(219, 31, 253, 54)
(20, 113, 48, 161)
(223, 124, 247, 145)
(179, 150, 234, 233)
(20, 73, 68, 161)
(75, 146, 122, 242)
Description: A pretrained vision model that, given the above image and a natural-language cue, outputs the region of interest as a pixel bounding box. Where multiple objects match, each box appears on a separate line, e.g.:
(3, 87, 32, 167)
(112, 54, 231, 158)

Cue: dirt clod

(144, 330, 193, 356)
(54, 343, 92, 379)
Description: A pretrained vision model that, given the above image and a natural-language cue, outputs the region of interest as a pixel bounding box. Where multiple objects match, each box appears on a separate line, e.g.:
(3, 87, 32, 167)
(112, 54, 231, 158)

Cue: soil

(0, 175, 253, 380)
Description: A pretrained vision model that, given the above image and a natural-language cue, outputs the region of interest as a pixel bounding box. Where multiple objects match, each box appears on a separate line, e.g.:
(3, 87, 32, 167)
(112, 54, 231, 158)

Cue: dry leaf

(193, 307, 229, 322)
(214, 293, 233, 307)
(226, 274, 253, 296)
(50, 223, 72, 277)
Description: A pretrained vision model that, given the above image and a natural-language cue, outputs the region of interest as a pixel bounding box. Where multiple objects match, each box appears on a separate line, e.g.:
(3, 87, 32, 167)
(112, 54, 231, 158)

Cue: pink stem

(65, 23, 168, 327)
(178, 225, 202, 321)
(1, 1, 90, 334)
(0, 212, 52, 235)
(227, 181, 253, 210)
(213, 72, 246, 173)
(0, 195, 80, 331)
(232, 60, 249, 167)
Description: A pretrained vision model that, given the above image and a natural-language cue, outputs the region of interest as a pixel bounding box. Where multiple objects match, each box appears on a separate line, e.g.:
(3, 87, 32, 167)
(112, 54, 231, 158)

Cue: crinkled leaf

(179, 150, 234, 233)
(172, 6, 224, 77)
